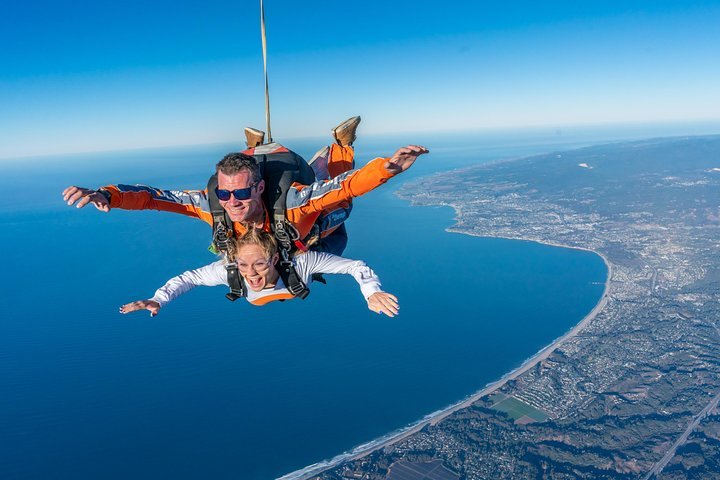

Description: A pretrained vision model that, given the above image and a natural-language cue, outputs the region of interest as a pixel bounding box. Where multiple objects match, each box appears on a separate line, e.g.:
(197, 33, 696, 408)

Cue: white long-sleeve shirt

(150, 251, 383, 307)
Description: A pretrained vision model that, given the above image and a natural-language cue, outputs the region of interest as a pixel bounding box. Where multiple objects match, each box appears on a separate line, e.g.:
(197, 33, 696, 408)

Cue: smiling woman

(120, 228, 401, 314)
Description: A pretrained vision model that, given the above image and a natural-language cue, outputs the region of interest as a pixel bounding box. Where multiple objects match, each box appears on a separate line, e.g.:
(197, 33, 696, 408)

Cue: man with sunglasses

(62, 136, 429, 254)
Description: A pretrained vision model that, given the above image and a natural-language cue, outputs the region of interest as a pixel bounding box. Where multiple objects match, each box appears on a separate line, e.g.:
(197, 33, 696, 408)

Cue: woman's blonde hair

(228, 228, 278, 261)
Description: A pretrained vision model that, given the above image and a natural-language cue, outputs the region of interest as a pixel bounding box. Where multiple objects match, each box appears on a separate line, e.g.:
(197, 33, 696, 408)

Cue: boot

(332, 116, 361, 147)
(244, 127, 265, 148)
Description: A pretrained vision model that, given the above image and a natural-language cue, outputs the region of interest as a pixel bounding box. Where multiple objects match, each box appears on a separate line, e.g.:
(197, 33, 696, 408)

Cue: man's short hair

(216, 152, 261, 182)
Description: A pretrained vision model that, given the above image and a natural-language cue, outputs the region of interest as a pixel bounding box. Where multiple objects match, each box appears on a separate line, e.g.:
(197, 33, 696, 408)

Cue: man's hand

(119, 300, 161, 317)
(367, 292, 400, 317)
(384, 145, 429, 175)
(62, 186, 110, 212)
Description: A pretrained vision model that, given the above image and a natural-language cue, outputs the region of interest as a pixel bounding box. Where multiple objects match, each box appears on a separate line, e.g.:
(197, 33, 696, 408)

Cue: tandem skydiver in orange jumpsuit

(62, 117, 428, 256)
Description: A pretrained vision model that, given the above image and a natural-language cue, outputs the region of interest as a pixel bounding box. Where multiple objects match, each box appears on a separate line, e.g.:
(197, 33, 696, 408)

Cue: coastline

(280, 204, 613, 480)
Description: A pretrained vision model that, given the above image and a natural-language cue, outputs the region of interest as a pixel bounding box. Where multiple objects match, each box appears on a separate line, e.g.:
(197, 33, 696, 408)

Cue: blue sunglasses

(215, 182, 259, 201)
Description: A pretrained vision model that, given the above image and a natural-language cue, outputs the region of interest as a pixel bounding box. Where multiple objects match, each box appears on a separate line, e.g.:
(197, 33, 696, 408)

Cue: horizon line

(3, 117, 720, 163)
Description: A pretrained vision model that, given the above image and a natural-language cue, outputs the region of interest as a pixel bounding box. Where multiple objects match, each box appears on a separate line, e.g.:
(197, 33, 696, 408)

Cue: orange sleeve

(285, 157, 393, 223)
(102, 184, 214, 226)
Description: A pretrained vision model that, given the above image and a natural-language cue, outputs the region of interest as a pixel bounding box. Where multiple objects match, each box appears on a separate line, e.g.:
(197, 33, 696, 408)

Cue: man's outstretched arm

(286, 145, 429, 217)
(62, 184, 214, 224)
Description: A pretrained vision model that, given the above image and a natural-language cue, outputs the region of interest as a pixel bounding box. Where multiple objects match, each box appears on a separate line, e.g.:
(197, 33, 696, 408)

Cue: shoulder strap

(253, 146, 315, 221)
(207, 173, 247, 301)
(224, 263, 247, 301)
(277, 249, 310, 300)
(207, 173, 234, 253)
(252, 145, 312, 300)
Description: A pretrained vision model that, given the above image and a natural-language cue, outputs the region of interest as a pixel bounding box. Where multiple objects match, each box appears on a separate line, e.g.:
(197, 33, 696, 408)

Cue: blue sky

(2, 0, 720, 158)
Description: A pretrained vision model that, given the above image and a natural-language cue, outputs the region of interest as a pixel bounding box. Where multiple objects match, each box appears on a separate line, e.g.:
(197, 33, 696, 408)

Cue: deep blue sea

(1, 123, 715, 479)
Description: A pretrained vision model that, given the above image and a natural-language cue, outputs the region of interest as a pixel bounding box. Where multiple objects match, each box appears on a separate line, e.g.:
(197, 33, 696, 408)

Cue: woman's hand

(120, 299, 161, 317)
(367, 292, 399, 317)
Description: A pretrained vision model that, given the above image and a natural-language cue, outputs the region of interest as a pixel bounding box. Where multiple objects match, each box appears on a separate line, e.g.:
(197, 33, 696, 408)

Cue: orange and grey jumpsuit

(99, 144, 395, 251)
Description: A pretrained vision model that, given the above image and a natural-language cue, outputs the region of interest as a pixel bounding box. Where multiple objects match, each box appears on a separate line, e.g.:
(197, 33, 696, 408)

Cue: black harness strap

(207, 173, 247, 301)
(272, 214, 310, 299)
(277, 248, 309, 299)
(224, 264, 246, 301)
(265, 161, 310, 300)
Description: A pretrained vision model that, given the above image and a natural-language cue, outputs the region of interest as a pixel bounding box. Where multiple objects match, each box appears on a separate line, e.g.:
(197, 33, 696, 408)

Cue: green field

(489, 393, 550, 423)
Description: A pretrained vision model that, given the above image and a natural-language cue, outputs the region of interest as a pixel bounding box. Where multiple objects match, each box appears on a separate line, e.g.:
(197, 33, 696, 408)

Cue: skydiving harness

(207, 146, 317, 302)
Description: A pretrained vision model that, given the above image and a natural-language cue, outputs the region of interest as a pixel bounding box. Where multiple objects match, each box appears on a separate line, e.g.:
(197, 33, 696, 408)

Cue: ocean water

(2, 124, 707, 479)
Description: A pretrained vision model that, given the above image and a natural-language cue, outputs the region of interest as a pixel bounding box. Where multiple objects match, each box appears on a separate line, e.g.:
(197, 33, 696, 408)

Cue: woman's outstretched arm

(119, 259, 228, 316)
